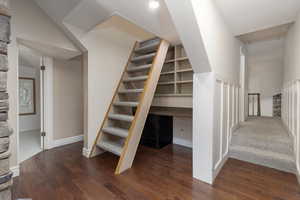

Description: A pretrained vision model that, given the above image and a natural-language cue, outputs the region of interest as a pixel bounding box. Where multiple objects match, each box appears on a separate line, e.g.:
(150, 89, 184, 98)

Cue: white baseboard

(173, 138, 192, 148)
(82, 147, 104, 158)
(231, 123, 240, 133)
(51, 135, 83, 149)
(10, 165, 20, 177)
(82, 147, 90, 158)
(213, 153, 228, 182)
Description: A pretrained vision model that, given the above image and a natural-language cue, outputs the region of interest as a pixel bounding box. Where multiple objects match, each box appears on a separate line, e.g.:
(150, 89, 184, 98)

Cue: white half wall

(193, 72, 240, 184)
(282, 13, 300, 179)
(213, 77, 240, 180)
(282, 81, 300, 178)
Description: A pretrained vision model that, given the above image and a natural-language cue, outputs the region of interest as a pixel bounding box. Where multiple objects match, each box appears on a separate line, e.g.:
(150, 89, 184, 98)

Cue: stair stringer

(88, 42, 138, 158)
(115, 40, 170, 174)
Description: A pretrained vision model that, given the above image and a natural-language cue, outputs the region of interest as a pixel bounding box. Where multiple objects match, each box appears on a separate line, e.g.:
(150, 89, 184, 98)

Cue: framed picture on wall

(19, 77, 36, 115)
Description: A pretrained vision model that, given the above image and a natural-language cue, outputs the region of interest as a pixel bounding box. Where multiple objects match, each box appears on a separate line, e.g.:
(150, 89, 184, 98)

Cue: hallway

(230, 117, 296, 173)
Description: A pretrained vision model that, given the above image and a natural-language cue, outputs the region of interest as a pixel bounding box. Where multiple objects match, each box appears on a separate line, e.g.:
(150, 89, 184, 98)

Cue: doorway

(18, 45, 44, 162)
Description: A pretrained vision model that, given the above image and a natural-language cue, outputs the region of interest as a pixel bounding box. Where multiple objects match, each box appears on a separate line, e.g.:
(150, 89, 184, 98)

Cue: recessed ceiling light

(149, 0, 160, 10)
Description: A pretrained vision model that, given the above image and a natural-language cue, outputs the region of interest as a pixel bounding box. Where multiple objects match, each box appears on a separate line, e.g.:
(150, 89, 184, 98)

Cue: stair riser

(231, 137, 293, 155)
(229, 149, 296, 173)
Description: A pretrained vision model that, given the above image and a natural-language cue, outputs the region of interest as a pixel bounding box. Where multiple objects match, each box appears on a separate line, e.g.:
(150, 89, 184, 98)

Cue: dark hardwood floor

(12, 142, 300, 200)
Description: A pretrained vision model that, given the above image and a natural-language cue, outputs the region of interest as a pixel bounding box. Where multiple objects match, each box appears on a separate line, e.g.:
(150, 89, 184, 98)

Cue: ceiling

(214, 0, 300, 35)
(237, 23, 293, 43)
(34, 0, 179, 43)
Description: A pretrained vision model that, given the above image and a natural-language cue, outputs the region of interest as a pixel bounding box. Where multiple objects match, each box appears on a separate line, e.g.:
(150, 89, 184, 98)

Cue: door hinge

(41, 131, 46, 137)
(41, 65, 46, 71)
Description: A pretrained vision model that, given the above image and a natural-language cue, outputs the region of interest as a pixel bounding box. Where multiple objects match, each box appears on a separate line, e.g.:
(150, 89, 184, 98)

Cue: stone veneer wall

(0, 1, 13, 199)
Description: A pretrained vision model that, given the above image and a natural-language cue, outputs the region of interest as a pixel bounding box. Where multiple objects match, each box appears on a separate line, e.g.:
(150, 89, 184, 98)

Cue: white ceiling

(215, 0, 300, 35)
(34, 0, 180, 43)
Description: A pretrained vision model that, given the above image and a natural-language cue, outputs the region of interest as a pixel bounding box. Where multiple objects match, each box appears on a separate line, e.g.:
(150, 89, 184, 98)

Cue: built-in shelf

(160, 71, 175, 75)
(155, 44, 193, 99)
(155, 94, 192, 97)
(158, 81, 175, 85)
(177, 69, 193, 73)
(165, 59, 175, 63)
(177, 80, 193, 84)
(164, 57, 189, 64)
(176, 57, 189, 61)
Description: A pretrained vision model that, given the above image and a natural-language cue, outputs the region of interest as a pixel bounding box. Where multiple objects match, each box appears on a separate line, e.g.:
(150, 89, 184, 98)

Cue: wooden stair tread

(97, 140, 123, 156)
(135, 41, 160, 54)
(131, 53, 156, 63)
(89, 39, 170, 175)
(127, 64, 152, 73)
(102, 127, 129, 138)
(114, 101, 139, 107)
(139, 37, 160, 48)
(118, 89, 144, 94)
(123, 75, 148, 82)
(108, 114, 134, 122)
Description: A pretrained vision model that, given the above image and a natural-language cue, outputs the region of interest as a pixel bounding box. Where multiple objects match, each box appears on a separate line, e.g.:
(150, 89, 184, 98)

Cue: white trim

(219, 82, 224, 163)
(51, 135, 83, 149)
(82, 147, 90, 158)
(43, 57, 54, 150)
(193, 73, 215, 185)
(231, 123, 240, 134)
(173, 138, 192, 148)
(10, 165, 20, 177)
(213, 153, 228, 180)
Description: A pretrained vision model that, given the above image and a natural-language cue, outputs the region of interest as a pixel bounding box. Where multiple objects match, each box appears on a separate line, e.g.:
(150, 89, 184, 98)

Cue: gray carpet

(229, 117, 296, 173)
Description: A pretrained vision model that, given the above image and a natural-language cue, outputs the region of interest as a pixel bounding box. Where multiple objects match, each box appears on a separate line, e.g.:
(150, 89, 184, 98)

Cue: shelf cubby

(155, 44, 193, 97)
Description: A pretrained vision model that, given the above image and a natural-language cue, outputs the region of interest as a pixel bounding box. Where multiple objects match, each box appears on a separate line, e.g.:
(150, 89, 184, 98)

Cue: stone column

(0, 0, 13, 199)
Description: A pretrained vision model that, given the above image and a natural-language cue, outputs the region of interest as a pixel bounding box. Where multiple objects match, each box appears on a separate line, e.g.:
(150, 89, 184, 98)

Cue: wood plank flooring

(12, 142, 300, 200)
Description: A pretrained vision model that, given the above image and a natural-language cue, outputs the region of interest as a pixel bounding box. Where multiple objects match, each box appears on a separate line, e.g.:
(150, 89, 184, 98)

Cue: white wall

(284, 14, 300, 83)
(8, 0, 81, 170)
(66, 16, 152, 151)
(19, 65, 41, 132)
(189, 0, 241, 184)
(173, 117, 193, 148)
(282, 12, 300, 179)
(53, 57, 83, 140)
(247, 39, 284, 117)
(212, 78, 240, 179)
(191, 0, 242, 83)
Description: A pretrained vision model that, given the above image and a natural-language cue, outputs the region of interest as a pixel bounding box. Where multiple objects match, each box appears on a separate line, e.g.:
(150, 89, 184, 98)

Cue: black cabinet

(140, 114, 173, 149)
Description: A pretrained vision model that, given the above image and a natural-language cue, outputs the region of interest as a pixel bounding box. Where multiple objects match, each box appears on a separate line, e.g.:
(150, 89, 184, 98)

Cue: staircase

(229, 117, 296, 173)
(89, 37, 170, 174)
